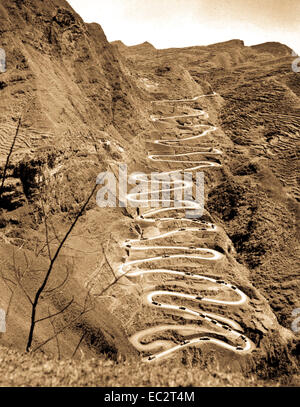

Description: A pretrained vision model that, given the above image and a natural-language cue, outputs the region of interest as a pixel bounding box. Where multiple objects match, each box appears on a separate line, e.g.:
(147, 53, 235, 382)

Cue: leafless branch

(31, 290, 94, 353)
(0, 117, 21, 197)
(71, 332, 86, 359)
(26, 184, 98, 351)
(44, 267, 70, 294)
(40, 198, 52, 261)
(48, 306, 61, 360)
(12, 249, 33, 305)
(35, 297, 74, 323)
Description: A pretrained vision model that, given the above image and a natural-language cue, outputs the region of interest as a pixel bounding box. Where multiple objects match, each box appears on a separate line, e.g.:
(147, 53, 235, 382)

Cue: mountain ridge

(0, 0, 298, 385)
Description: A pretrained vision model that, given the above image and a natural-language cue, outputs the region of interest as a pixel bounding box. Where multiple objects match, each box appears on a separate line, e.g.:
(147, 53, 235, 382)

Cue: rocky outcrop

(0, 0, 298, 382)
(0, 0, 147, 359)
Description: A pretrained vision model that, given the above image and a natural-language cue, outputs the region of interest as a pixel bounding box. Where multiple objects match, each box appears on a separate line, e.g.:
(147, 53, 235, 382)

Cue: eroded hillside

(113, 39, 299, 370)
(0, 0, 299, 383)
(0, 0, 152, 359)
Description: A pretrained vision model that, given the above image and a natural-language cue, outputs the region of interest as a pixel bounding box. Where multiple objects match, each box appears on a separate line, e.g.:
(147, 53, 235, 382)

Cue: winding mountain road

(118, 93, 253, 362)
(151, 91, 218, 104)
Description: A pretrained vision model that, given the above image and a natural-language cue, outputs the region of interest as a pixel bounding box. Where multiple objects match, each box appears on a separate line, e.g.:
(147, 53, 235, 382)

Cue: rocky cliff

(0, 0, 298, 383)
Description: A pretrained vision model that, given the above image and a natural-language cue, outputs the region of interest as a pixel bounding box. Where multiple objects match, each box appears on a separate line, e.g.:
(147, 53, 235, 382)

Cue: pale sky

(68, 0, 300, 54)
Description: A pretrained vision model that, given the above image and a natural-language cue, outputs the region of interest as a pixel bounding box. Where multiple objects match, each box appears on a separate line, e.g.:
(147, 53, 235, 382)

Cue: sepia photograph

(0, 0, 299, 395)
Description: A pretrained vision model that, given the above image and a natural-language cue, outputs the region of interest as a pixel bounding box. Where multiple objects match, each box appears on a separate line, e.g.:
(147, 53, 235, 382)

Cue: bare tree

(31, 288, 94, 353)
(0, 117, 21, 198)
(25, 183, 98, 351)
(0, 125, 134, 358)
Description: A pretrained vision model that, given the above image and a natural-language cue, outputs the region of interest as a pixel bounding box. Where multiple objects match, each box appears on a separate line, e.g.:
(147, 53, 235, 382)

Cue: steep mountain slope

(0, 0, 298, 384)
(116, 37, 299, 338)
(0, 0, 151, 358)
(111, 39, 299, 378)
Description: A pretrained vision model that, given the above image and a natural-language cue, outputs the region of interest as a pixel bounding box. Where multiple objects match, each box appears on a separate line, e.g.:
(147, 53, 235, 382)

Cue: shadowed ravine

(117, 93, 255, 362)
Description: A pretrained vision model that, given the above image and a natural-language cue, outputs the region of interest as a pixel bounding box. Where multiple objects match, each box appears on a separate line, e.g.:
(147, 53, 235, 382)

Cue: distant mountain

(251, 41, 293, 57)
(129, 41, 156, 50)
(0, 0, 298, 385)
(0, 0, 147, 359)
